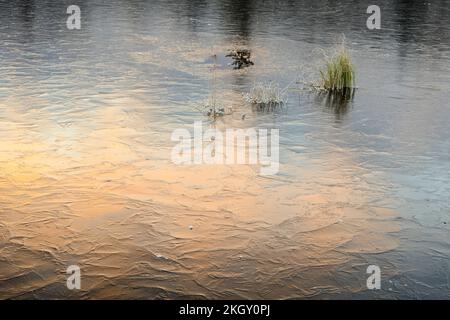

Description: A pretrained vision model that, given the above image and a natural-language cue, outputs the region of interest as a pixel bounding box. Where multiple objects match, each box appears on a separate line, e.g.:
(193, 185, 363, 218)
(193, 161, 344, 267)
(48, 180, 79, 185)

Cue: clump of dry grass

(194, 53, 228, 119)
(319, 40, 355, 92)
(226, 48, 254, 69)
(243, 82, 287, 108)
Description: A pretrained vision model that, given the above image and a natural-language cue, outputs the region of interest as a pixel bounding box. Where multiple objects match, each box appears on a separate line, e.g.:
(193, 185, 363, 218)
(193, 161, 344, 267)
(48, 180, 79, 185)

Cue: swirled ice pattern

(0, 0, 449, 299)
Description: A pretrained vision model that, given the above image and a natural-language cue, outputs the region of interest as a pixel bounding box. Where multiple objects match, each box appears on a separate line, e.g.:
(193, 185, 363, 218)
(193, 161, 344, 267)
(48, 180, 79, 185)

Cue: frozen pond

(0, 0, 449, 299)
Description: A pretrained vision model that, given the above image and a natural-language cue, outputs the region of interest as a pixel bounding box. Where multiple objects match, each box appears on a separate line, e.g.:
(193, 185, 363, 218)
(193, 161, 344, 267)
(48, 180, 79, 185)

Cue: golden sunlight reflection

(0, 95, 400, 298)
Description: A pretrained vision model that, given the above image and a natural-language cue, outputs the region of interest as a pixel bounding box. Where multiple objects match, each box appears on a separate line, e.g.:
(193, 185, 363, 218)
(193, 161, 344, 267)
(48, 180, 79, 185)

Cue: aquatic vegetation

(202, 102, 227, 118)
(226, 48, 254, 69)
(243, 82, 287, 109)
(194, 98, 229, 119)
(194, 54, 228, 119)
(319, 41, 355, 92)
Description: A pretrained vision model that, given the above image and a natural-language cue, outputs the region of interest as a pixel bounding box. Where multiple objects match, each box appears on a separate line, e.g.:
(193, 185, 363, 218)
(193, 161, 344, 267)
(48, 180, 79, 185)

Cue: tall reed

(319, 42, 355, 92)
